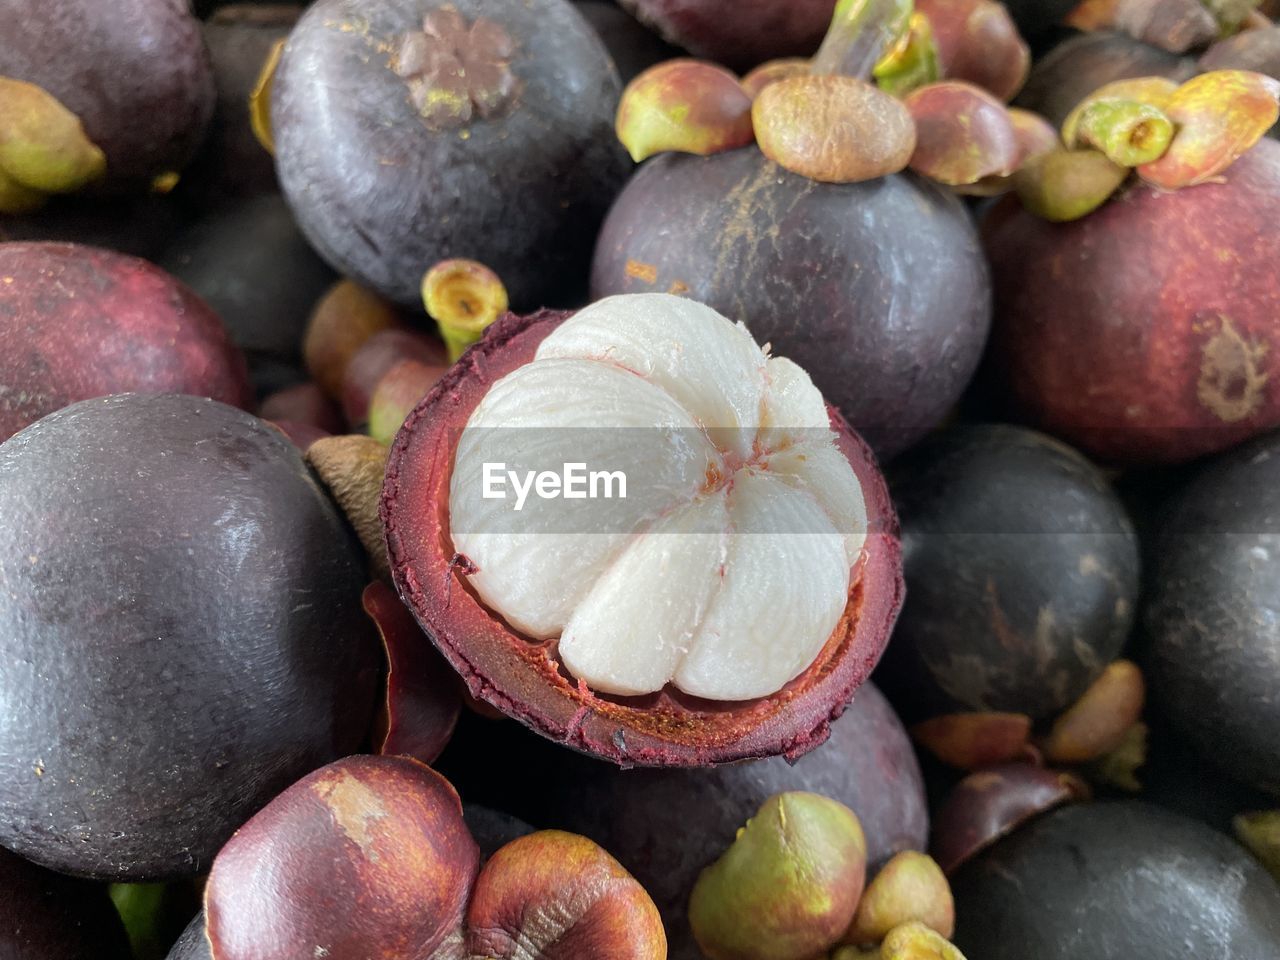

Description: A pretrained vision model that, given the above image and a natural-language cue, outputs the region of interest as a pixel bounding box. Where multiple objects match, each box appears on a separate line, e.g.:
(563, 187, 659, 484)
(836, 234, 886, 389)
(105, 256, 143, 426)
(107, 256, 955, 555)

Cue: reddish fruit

(383, 305, 904, 766)
(984, 137, 1280, 463)
(206, 755, 480, 960)
(0, 242, 251, 443)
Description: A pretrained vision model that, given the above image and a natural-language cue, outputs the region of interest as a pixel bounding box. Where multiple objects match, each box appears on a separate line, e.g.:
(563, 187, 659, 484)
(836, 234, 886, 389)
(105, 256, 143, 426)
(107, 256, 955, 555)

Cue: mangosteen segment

(448, 294, 866, 702)
(383, 301, 904, 767)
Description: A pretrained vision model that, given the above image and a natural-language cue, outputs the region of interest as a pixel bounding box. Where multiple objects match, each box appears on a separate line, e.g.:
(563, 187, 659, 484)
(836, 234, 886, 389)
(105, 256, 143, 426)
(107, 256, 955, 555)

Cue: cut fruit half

(383, 296, 903, 766)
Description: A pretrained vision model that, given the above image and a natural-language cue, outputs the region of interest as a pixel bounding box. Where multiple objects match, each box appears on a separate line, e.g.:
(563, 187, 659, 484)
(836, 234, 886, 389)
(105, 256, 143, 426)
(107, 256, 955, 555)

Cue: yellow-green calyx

(1070, 98, 1175, 167)
(0, 77, 105, 211)
(846, 852, 955, 947)
(689, 791, 867, 960)
(1015, 148, 1130, 222)
(421, 258, 510, 362)
(873, 12, 941, 97)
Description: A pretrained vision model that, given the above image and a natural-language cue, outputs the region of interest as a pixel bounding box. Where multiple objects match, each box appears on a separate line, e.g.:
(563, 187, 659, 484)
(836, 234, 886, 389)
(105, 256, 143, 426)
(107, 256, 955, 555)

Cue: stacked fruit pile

(1, 0, 1279, 958)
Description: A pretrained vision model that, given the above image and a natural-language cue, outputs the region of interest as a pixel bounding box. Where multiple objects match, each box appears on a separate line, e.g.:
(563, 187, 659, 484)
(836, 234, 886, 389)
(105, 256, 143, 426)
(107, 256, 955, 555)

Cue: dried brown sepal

(615, 59, 755, 163)
(1082, 720, 1148, 792)
(1061, 76, 1181, 147)
(304, 279, 402, 399)
(741, 58, 811, 100)
(1234, 811, 1280, 882)
(1200, 24, 1280, 78)
(873, 12, 943, 97)
(364, 581, 462, 766)
(930, 764, 1084, 874)
(1042, 660, 1146, 763)
(904, 82, 1022, 185)
(1014, 148, 1129, 221)
(0, 77, 106, 194)
(250, 38, 285, 155)
(910, 712, 1033, 770)
(915, 0, 1031, 102)
(468, 831, 667, 960)
(1114, 0, 1221, 53)
(845, 851, 955, 945)
(1138, 69, 1280, 188)
(305, 435, 392, 580)
(753, 75, 916, 183)
(880, 922, 968, 960)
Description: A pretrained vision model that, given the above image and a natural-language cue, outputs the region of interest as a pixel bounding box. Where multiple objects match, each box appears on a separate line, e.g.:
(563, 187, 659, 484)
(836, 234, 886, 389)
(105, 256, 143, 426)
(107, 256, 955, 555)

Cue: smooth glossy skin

(273, 0, 628, 308)
(1143, 430, 1280, 797)
(161, 196, 335, 397)
(951, 803, 1280, 958)
(0, 847, 132, 959)
(591, 149, 991, 459)
(0, 0, 214, 189)
(0, 242, 252, 443)
(984, 139, 1280, 464)
(537, 683, 928, 960)
(0, 395, 379, 880)
(879, 425, 1140, 721)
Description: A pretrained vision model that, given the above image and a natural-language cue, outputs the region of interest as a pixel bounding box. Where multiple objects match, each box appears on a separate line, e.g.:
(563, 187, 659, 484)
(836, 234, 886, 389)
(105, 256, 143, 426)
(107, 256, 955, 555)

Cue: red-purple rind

(382, 309, 905, 767)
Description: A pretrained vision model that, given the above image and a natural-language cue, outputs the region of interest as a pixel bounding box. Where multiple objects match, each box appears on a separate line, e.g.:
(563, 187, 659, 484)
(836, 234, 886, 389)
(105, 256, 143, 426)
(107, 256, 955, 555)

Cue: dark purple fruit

(1142, 430, 1280, 797)
(1015, 30, 1197, 125)
(877, 425, 1139, 721)
(0, 847, 132, 959)
(951, 802, 1280, 957)
(574, 1, 683, 83)
(0, 394, 379, 880)
(179, 4, 302, 211)
(0, 0, 216, 191)
(160, 195, 335, 397)
(591, 149, 991, 459)
(534, 682, 928, 960)
(273, 0, 628, 307)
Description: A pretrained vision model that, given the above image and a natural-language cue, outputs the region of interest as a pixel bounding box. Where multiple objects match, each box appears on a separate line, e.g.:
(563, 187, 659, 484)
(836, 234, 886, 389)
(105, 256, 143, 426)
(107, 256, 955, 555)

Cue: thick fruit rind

(383, 309, 905, 767)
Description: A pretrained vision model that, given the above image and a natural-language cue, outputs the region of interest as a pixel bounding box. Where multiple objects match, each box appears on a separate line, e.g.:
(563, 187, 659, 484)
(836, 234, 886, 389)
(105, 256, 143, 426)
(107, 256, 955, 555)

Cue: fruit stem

(421, 259, 510, 362)
(1074, 99, 1175, 166)
(811, 0, 913, 81)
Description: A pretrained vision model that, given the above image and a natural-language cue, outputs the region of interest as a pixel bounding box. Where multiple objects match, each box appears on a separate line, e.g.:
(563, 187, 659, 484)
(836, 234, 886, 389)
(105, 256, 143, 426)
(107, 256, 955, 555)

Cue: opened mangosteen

(0, 847, 132, 959)
(0, 242, 252, 443)
(877, 424, 1140, 721)
(951, 802, 1280, 957)
(271, 0, 629, 308)
(1142, 429, 1280, 797)
(384, 293, 904, 766)
(531, 681, 927, 960)
(0, 0, 215, 195)
(0, 394, 379, 879)
(984, 118, 1280, 463)
(160, 195, 335, 397)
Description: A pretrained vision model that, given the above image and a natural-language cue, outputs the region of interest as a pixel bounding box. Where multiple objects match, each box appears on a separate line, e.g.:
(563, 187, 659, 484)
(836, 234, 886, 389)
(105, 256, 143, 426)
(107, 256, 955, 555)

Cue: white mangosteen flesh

(448, 294, 867, 701)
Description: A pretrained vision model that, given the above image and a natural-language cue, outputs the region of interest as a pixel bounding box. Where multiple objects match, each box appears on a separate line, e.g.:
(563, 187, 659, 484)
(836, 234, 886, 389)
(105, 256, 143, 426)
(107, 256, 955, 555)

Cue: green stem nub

(1074, 99, 1175, 167)
(811, 0, 914, 81)
(422, 259, 510, 362)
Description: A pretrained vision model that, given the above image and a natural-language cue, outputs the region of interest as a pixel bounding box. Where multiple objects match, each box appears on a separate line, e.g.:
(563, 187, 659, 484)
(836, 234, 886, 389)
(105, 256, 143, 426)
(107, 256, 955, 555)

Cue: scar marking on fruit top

(1197, 315, 1268, 423)
(312, 772, 390, 861)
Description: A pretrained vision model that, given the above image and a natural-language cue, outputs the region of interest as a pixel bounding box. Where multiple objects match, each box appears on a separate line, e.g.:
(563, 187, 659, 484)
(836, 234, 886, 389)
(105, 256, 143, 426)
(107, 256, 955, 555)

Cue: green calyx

(873, 12, 941, 97)
(1015, 149, 1130, 222)
(0, 76, 105, 209)
(1072, 98, 1175, 167)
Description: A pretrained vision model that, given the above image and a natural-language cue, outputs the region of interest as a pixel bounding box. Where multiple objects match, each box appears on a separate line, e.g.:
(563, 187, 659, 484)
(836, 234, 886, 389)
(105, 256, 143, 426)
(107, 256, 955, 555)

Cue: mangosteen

(160, 195, 335, 397)
(951, 802, 1280, 957)
(1142, 429, 1280, 797)
(574, 1, 682, 83)
(179, 4, 303, 212)
(533, 681, 927, 960)
(0, 242, 253, 443)
(0, 847, 132, 959)
(591, 149, 991, 459)
(1015, 30, 1197, 125)
(877, 424, 1140, 721)
(983, 137, 1280, 464)
(271, 0, 629, 308)
(0, 0, 215, 192)
(0, 394, 379, 879)
(384, 294, 905, 766)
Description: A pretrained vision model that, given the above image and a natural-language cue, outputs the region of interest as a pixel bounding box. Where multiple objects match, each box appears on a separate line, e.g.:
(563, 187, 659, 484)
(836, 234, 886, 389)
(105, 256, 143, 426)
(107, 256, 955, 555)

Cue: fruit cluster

(1, 0, 1280, 959)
